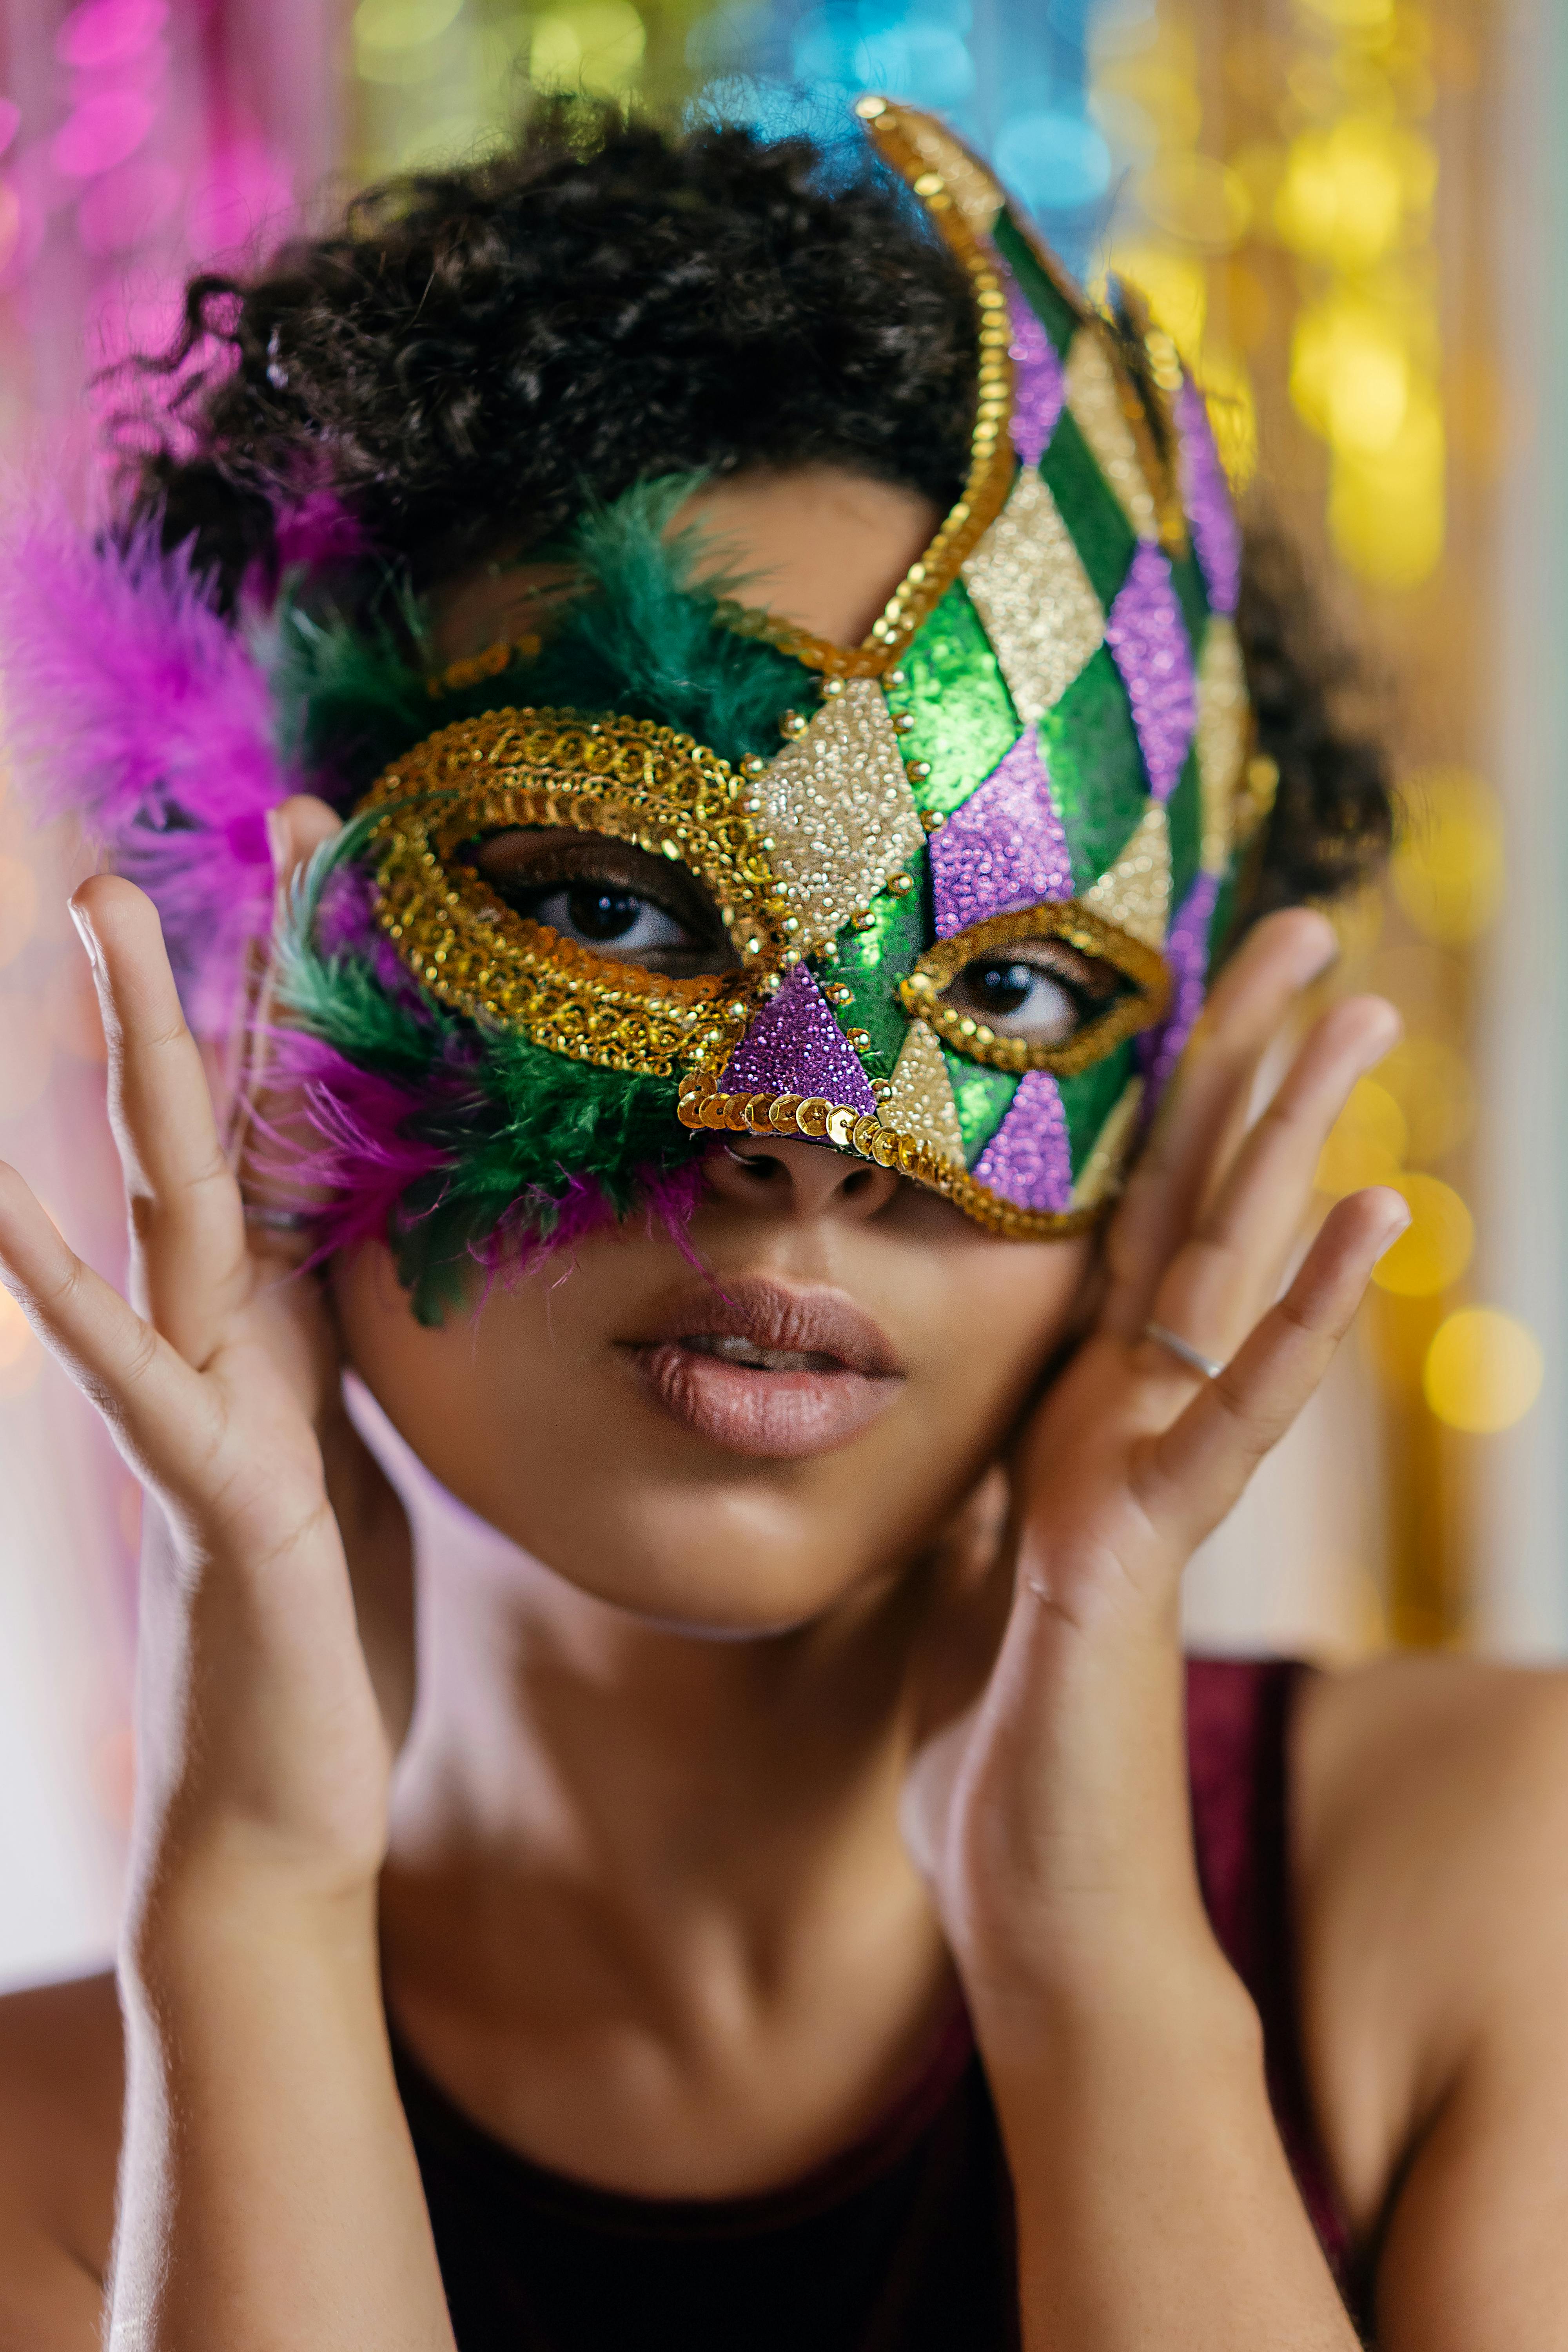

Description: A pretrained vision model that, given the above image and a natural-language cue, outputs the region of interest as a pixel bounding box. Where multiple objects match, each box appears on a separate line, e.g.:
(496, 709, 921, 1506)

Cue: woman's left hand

(903, 907, 1407, 2037)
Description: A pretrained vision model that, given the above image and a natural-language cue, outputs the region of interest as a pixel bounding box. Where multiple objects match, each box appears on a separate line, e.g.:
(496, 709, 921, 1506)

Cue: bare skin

(0, 469, 1566, 2351)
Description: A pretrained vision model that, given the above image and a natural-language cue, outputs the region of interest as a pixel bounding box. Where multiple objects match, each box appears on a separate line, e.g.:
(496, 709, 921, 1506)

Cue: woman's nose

(703, 1134, 902, 1222)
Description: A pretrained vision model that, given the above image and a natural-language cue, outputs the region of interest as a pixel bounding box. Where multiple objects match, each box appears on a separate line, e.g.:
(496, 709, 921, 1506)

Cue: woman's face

(330, 466, 1096, 1632)
(332, 1168, 1091, 1632)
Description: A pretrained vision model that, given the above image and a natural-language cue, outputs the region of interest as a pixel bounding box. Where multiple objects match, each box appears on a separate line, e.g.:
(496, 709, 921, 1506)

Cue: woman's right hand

(0, 837, 394, 1921)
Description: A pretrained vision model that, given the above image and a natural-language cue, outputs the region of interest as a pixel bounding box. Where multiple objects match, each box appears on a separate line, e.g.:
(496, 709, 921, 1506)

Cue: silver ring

(1144, 1320, 1225, 1382)
(242, 1204, 315, 1234)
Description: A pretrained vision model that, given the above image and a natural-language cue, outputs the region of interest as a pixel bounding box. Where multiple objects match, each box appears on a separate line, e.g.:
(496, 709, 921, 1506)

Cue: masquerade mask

(338, 98, 1262, 1257)
(0, 101, 1269, 1321)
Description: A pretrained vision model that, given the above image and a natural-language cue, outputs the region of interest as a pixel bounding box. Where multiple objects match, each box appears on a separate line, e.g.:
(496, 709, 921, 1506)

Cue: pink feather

(0, 501, 296, 1034)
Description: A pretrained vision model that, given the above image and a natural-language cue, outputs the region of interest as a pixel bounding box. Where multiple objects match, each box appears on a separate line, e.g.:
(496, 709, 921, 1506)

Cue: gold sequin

(1069, 1077, 1144, 1212)
(873, 104, 1005, 238)
(1064, 325, 1162, 544)
(883, 1019, 965, 1165)
(961, 467, 1105, 726)
(900, 901, 1169, 1074)
(753, 680, 927, 957)
(674, 1066, 1103, 1241)
(353, 707, 791, 1076)
(712, 102, 1016, 679)
(1195, 617, 1249, 875)
(1081, 803, 1171, 953)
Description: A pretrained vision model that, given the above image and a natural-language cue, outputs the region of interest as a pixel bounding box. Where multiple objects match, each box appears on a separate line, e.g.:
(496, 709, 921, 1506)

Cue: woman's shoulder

(0, 1967, 122, 2329)
(1292, 1653, 1568, 2235)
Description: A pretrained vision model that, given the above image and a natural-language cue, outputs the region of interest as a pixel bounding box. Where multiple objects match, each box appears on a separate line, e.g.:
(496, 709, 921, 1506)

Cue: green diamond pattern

(1038, 649, 1149, 897)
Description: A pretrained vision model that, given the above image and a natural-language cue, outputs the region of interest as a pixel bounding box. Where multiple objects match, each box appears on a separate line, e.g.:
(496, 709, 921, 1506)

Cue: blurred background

(0, 0, 1562, 1988)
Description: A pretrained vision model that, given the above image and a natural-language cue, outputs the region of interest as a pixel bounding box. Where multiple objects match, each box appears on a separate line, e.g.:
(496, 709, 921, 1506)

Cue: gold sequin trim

(354, 708, 793, 1077)
(674, 1065, 1105, 1241)
(710, 100, 1017, 681)
(1195, 616, 1249, 875)
(1081, 802, 1172, 954)
(961, 466, 1105, 726)
(753, 679, 928, 956)
(898, 902, 1169, 1076)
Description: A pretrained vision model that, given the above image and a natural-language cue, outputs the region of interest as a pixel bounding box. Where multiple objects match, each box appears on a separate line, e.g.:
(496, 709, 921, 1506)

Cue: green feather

(270, 473, 812, 801)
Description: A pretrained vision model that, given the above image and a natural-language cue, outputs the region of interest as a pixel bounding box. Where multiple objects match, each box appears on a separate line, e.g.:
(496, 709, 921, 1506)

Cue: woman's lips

(622, 1277, 904, 1460)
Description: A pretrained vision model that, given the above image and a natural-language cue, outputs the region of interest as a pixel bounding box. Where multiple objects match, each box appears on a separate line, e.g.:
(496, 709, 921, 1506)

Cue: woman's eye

(467, 829, 738, 977)
(531, 882, 691, 954)
(945, 948, 1121, 1045)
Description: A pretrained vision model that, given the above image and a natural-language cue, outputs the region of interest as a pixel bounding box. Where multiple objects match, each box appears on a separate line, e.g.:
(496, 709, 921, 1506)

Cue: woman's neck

(361, 1383, 959, 2194)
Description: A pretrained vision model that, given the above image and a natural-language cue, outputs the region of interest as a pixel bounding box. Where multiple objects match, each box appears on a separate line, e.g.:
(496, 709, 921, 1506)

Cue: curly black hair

(120, 104, 1392, 926)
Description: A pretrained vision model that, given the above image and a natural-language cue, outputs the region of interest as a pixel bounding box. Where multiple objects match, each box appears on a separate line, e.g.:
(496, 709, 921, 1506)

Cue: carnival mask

(324, 97, 1262, 1285)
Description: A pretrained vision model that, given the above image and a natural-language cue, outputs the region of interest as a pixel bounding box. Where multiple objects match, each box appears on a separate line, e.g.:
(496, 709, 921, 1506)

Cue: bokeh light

(1371, 1172, 1475, 1298)
(1390, 768, 1505, 946)
(532, 3, 647, 100)
(1374, 1035, 1475, 1164)
(1316, 1074, 1406, 1194)
(1424, 1308, 1544, 1435)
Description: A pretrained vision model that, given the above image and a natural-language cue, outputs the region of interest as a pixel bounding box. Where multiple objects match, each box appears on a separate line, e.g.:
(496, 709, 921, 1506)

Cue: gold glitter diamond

(961, 467, 1105, 726)
(883, 1020, 965, 1166)
(1064, 325, 1161, 544)
(1081, 802, 1171, 953)
(752, 679, 927, 956)
(1069, 1076, 1144, 1212)
(1195, 616, 1249, 875)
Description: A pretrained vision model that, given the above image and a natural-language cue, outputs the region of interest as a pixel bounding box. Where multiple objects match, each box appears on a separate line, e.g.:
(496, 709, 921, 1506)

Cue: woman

(0, 100, 1563, 2352)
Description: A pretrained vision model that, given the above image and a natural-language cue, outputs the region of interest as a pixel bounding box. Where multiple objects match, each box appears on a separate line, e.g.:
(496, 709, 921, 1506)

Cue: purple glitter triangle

(720, 964, 877, 1114)
(1138, 870, 1218, 1113)
(1106, 543, 1197, 804)
(1006, 275, 1066, 468)
(972, 1069, 1073, 1213)
(1176, 375, 1240, 618)
(930, 726, 1074, 938)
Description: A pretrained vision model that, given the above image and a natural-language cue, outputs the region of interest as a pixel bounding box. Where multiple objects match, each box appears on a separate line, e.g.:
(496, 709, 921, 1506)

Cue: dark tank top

(393, 1659, 1360, 2349)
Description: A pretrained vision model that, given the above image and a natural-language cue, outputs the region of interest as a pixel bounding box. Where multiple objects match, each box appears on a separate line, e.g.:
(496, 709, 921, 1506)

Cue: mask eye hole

(944, 940, 1128, 1048)
(901, 906, 1171, 1076)
(463, 828, 740, 980)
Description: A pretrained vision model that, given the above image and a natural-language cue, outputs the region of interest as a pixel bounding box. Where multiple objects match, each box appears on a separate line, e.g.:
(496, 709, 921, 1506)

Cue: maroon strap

(1185, 1657, 1359, 2299)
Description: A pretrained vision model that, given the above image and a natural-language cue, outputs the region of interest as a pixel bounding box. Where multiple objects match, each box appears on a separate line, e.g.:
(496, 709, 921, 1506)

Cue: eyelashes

(466, 828, 739, 978)
(899, 905, 1170, 1076)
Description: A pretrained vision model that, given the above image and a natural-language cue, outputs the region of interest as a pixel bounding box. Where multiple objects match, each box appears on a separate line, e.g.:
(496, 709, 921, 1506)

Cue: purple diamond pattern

(1138, 871, 1219, 1112)
(721, 964, 877, 1114)
(1006, 276, 1065, 468)
(930, 726, 1074, 939)
(1176, 374, 1240, 618)
(1106, 543, 1197, 804)
(973, 1070, 1073, 1214)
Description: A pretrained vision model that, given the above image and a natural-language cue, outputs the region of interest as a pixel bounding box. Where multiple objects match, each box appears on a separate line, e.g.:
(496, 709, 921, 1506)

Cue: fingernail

(69, 899, 100, 971)
(1375, 1200, 1413, 1258)
(265, 807, 287, 882)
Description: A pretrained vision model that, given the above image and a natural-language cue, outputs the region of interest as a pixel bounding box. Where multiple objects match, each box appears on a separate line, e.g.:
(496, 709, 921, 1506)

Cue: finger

(1103, 910, 1337, 1341)
(234, 796, 345, 1271)
(1145, 993, 1399, 1369)
(1131, 1186, 1409, 1554)
(0, 1160, 220, 1497)
(74, 876, 250, 1365)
